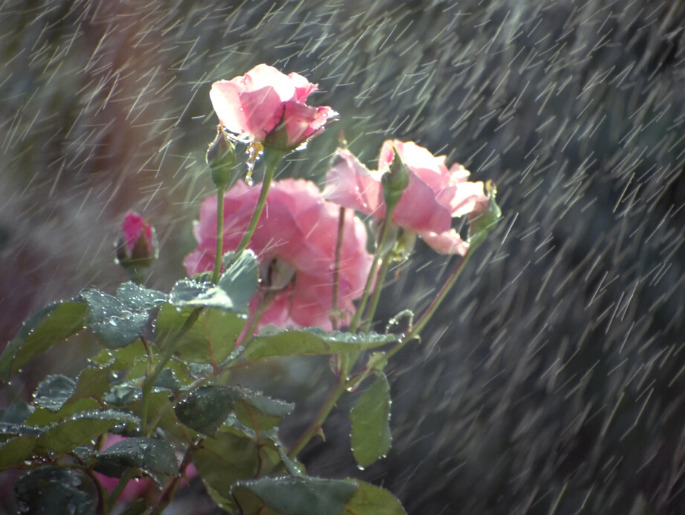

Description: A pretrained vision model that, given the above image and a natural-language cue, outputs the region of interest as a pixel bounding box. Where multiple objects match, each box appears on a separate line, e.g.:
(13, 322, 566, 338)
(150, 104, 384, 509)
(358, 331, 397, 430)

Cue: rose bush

(209, 64, 338, 151)
(185, 179, 372, 330)
(324, 140, 489, 255)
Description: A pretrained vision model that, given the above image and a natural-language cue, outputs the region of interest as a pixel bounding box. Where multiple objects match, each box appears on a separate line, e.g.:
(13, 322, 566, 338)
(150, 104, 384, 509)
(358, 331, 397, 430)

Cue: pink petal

(419, 229, 469, 255)
(323, 148, 383, 217)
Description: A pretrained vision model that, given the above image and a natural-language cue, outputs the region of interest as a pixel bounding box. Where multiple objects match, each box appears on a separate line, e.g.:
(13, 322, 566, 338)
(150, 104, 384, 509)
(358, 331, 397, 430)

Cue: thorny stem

(361, 254, 392, 333)
(385, 247, 473, 363)
(236, 290, 275, 347)
(349, 207, 396, 333)
(141, 307, 201, 435)
(151, 443, 198, 515)
(104, 468, 137, 514)
(288, 357, 348, 459)
(330, 207, 346, 331)
(225, 149, 284, 269)
(290, 247, 475, 457)
(211, 184, 227, 283)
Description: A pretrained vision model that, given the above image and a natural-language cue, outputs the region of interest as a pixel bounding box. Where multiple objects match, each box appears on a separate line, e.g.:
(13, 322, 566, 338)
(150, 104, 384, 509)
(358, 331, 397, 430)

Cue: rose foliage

(0, 64, 500, 515)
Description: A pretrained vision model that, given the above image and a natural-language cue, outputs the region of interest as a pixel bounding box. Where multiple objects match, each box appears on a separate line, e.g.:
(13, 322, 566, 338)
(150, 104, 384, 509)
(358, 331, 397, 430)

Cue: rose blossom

(323, 140, 489, 255)
(185, 179, 372, 330)
(209, 64, 338, 151)
(115, 212, 157, 268)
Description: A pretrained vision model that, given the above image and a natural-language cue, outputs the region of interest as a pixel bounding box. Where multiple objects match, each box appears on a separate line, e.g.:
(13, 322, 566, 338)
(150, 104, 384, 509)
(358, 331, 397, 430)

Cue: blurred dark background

(1, 0, 684, 513)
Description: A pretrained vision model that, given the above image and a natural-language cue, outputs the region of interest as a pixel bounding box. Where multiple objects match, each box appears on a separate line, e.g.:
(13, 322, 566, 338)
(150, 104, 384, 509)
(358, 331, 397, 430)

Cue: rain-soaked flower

(324, 140, 489, 255)
(115, 212, 157, 270)
(209, 64, 338, 152)
(185, 179, 372, 330)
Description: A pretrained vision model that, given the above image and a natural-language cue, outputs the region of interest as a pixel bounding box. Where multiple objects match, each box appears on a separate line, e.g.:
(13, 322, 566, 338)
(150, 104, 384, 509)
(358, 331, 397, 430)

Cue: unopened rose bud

(207, 126, 239, 190)
(115, 213, 158, 276)
(467, 180, 501, 250)
(381, 147, 409, 210)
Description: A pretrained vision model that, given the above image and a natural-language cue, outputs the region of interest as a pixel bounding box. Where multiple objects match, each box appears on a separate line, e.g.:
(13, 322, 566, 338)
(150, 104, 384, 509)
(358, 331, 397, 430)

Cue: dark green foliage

(15, 467, 97, 515)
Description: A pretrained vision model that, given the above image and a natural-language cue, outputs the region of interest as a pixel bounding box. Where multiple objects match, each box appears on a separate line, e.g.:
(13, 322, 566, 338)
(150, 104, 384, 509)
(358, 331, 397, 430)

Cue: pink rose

(116, 212, 157, 268)
(185, 179, 372, 330)
(209, 64, 338, 151)
(323, 140, 489, 255)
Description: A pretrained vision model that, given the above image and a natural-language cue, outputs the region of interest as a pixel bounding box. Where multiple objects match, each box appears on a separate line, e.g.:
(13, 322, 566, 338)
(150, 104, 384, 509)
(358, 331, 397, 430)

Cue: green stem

(385, 247, 473, 363)
(226, 149, 283, 268)
(288, 364, 348, 458)
(140, 308, 201, 434)
(361, 255, 392, 333)
(236, 291, 274, 347)
(104, 468, 138, 513)
(211, 185, 227, 283)
(330, 207, 346, 331)
(350, 209, 396, 332)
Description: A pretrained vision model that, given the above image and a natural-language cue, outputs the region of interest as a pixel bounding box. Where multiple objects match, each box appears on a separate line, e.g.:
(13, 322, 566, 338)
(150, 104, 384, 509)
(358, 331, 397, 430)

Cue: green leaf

(169, 251, 257, 314)
(95, 437, 178, 478)
(174, 385, 238, 435)
(243, 329, 397, 361)
(0, 401, 34, 424)
(33, 375, 77, 411)
(193, 428, 260, 508)
(0, 435, 37, 470)
(343, 479, 407, 515)
(233, 388, 294, 432)
(70, 366, 113, 403)
(232, 476, 358, 515)
(116, 282, 168, 311)
(82, 288, 156, 349)
(36, 410, 139, 455)
(27, 399, 101, 427)
(0, 422, 43, 440)
(156, 304, 245, 364)
(0, 299, 87, 380)
(15, 466, 97, 515)
(217, 250, 259, 309)
(350, 373, 392, 468)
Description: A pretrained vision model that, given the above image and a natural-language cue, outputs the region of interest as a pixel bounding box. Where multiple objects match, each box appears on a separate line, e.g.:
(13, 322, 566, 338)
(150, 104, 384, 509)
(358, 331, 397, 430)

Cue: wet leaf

(233, 388, 294, 432)
(116, 282, 167, 311)
(232, 476, 358, 515)
(0, 435, 37, 470)
(193, 428, 260, 509)
(343, 479, 407, 515)
(0, 401, 34, 424)
(82, 289, 151, 349)
(32, 375, 76, 411)
(169, 250, 258, 314)
(94, 437, 178, 478)
(156, 304, 245, 364)
(243, 329, 397, 361)
(350, 373, 392, 468)
(15, 466, 97, 515)
(0, 299, 87, 380)
(174, 385, 238, 435)
(36, 410, 139, 455)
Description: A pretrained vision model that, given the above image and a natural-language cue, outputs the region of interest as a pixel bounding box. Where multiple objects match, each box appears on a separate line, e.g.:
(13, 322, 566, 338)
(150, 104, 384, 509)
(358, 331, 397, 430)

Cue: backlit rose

(185, 179, 372, 330)
(115, 212, 157, 269)
(323, 140, 489, 255)
(209, 64, 337, 151)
